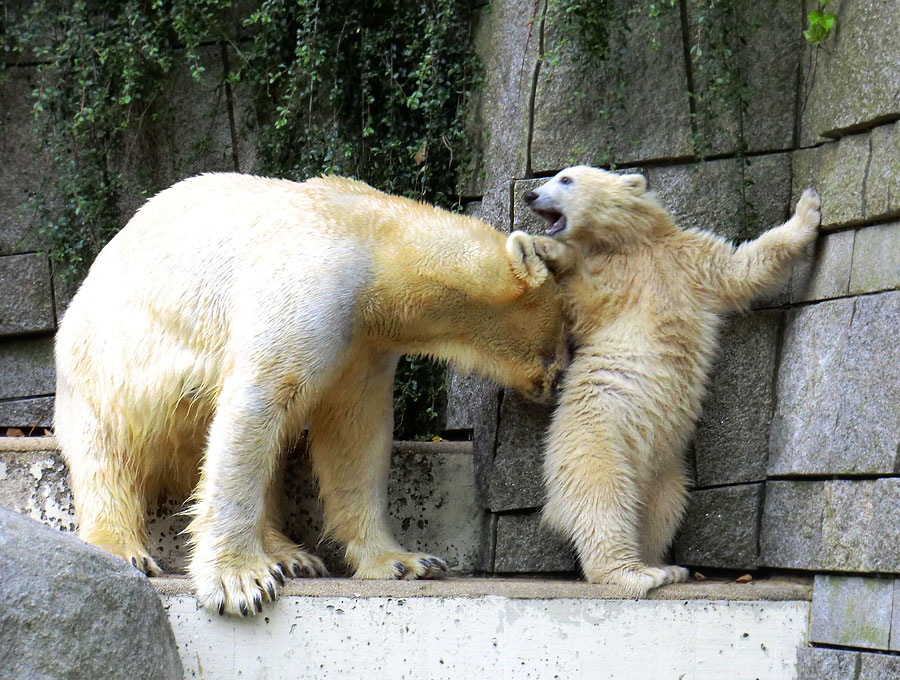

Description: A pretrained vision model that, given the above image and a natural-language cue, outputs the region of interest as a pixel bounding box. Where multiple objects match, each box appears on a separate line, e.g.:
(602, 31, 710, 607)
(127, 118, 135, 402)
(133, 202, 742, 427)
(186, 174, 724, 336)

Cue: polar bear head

(524, 166, 660, 250)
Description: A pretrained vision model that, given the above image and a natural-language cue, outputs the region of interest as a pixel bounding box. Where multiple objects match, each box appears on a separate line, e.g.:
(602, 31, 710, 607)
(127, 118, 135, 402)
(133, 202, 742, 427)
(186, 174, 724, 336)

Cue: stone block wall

(449, 0, 900, 672)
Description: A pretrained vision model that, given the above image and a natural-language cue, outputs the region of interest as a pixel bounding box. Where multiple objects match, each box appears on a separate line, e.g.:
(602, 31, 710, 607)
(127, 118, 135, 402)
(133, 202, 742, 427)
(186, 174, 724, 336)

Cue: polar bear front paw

(191, 552, 284, 617)
(353, 551, 449, 580)
(793, 187, 821, 239)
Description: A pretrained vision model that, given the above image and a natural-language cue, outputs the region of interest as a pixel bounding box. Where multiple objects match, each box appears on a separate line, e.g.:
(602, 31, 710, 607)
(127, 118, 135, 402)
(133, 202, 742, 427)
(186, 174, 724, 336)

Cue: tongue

(545, 214, 567, 236)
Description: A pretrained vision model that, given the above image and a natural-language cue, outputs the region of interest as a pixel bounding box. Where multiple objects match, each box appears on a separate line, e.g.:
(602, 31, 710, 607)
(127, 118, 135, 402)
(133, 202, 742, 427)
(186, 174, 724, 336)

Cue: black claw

(302, 563, 318, 578)
(218, 602, 225, 616)
(141, 557, 150, 573)
(130, 556, 138, 568)
(394, 561, 408, 578)
(266, 581, 276, 601)
(254, 595, 263, 613)
(239, 601, 249, 617)
(289, 562, 301, 578)
(273, 569, 285, 586)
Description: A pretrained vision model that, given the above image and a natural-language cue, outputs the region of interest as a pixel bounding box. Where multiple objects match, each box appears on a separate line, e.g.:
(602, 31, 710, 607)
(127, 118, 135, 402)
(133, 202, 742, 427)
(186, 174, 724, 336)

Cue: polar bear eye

(559, 176, 573, 185)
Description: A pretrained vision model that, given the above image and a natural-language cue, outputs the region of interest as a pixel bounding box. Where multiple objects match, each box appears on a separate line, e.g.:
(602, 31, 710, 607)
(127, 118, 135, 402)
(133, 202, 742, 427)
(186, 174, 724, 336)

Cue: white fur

(56, 173, 569, 616)
(527, 166, 821, 597)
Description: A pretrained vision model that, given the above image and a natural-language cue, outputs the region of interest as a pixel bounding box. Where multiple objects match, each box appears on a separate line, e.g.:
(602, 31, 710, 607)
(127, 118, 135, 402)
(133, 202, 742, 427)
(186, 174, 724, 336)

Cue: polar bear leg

(544, 435, 669, 598)
(187, 373, 301, 617)
(640, 466, 691, 585)
(308, 352, 448, 580)
(57, 380, 161, 575)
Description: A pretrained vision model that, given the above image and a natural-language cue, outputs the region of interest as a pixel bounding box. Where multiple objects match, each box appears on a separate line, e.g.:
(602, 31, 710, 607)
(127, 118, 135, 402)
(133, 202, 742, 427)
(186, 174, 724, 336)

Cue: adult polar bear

(55, 173, 568, 616)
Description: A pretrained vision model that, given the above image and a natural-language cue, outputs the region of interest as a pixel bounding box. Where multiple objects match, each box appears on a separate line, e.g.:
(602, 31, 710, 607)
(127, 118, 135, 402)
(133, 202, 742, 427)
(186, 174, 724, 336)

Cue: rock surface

(0, 507, 182, 680)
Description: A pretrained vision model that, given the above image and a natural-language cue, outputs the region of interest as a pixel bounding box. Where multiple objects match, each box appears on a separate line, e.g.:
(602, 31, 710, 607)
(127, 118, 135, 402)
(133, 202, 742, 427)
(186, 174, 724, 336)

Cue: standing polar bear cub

(55, 173, 569, 616)
(521, 166, 820, 596)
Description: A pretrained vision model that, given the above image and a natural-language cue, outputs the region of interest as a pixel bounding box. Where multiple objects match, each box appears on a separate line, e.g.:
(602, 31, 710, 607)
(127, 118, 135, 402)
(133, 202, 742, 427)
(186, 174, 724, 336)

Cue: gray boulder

(0, 508, 182, 680)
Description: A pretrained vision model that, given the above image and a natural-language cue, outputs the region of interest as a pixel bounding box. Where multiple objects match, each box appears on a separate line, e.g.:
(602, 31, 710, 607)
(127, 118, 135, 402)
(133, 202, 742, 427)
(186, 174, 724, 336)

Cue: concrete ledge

(158, 577, 811, 680)
(0, 434, 58, 451)
(152, 575, 812, 602)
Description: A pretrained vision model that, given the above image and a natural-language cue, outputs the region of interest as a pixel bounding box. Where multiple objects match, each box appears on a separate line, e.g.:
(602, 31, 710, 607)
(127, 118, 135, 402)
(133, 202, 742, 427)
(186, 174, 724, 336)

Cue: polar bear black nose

(523, 190, 538, 203)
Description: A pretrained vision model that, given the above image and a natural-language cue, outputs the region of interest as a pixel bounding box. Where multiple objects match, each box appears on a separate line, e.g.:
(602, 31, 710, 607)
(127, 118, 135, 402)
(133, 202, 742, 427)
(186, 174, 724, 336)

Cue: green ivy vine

(1, 0, 481, 438)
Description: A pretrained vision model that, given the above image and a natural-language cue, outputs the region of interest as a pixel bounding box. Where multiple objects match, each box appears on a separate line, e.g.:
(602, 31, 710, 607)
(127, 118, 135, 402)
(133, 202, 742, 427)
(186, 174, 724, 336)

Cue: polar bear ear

(506, 231, 551, 288)
(620, 173, 647, 196)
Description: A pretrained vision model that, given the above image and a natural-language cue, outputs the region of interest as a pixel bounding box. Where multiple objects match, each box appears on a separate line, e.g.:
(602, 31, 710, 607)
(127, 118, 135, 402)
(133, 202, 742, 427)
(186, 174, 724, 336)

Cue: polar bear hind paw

(661, 564, 691, 584)
(264, 531, 328, 579)
(353, 551, 449, 580)
(126, 549, 162, 577)
(592, 565, 671, 598)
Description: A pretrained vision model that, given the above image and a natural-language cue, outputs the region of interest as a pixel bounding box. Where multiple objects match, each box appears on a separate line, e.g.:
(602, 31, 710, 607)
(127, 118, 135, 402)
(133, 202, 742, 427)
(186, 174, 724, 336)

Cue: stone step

(154, 576, 812, 680)
(0, 435, 484, 574)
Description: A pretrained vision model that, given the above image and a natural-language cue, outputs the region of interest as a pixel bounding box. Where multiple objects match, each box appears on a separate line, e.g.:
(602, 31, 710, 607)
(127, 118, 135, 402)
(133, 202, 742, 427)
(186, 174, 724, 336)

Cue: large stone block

(799, 647, 900, 680)
(797, 647, 861, 680)
(493, 511, 577, 572)
(850, 221, 900, 295)
(770, 292, 900, 475)
(792, 135, 869, 231)
(694, 311, 781, 487)
(673, 484, 763, 570)
(810, 575, 894, 650)
(0, 508, 182, 680)
(531, 0, 692, 171)
(0, 67, 52, 255)
(0, 396, 54, 429)
(687, 0, 801, 155)
(464, 181, 513, 233)
(868, 121, 900, 220)
(488, 391, 552, 512)
(799, 0, 900, 145)
(459, 0, 542, 193)
(0, 253, 54, 336)
(791, 229, 854, 303)
(759, 480, 824, 569)
(761, 479, 900, 572)
(0, 336, 55, 400)
(647, 154, 791, 242)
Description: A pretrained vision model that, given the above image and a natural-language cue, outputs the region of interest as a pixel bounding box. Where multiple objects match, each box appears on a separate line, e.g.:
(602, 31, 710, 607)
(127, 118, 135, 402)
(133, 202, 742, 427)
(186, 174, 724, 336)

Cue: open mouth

(535, 210, 567, 236)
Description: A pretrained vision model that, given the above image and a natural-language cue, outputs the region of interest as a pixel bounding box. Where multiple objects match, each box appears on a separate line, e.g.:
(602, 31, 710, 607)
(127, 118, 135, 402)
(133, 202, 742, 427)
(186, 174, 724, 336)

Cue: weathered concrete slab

(162, 584, 809, 680)
(0, 395, 54, 429)
(791, 228, 854, 303)
(799, 0, 900, 146)
(850, 221, 900, 295)
(0, 438, 485, 575)
(769, 292, 900, 475)
(810, 575, 894, 650)
(488, 391, 552, 512)
(464, 181, 513, 233)
(674, 484, 763, 571)
(531, 0, 692, 171)
(493, 511, 576, 572)
(460, 0, 541, 194)
(0, 253, 54, 336)
(761, 479, 900, 572)
(0, 508, 182, 680)
(892, 580, 900, 651)
(694, 312, 780, 487)
(0, 336, 55, 399)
